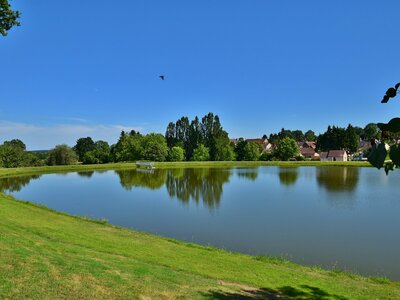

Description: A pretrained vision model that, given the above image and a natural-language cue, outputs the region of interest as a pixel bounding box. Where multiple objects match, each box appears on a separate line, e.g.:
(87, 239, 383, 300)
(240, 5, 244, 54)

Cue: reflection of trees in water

(77, 171, 94, 178)
(76, 170, 107, 178)
(115, 169, 168, 190)
(316, 167, 359, 192)
(0, 175, 41, 192)
(278, 168, 299, 186)
(237, 168, 259, 181)
(115, 168, 232, 210)
(166, 168, 232, 210)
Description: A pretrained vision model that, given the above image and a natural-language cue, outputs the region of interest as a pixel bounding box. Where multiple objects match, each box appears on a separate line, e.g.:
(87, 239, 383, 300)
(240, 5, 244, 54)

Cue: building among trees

(320, 150, 348, 162)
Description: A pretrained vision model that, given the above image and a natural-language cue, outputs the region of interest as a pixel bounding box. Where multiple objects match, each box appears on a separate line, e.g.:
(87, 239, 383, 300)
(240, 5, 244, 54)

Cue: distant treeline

(0, 113, 383, 168)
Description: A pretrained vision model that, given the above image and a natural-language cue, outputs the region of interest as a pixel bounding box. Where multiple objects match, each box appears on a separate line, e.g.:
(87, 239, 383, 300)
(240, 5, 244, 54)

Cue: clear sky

(1, 0, 399, 150)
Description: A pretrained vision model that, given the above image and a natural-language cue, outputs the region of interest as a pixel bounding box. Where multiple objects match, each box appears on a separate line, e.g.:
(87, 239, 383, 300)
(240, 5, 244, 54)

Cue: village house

(298, 141, 317, 149)
(229, 138, 239, 145)
(300, 147, 320, 159)
(245, 137, 273, 152)
(359, 140, 372, 153)
(320, 150, 348, 162)
(296, 141, 318, 159)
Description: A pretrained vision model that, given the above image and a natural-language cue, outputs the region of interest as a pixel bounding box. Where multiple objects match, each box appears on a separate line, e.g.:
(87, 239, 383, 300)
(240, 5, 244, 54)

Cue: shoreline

(0, 160, 371, 179)
(1, 161, 397, 299)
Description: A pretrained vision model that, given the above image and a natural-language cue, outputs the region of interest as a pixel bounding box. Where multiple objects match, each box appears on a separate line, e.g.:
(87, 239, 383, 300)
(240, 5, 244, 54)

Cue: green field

(1, 162, 398, 300)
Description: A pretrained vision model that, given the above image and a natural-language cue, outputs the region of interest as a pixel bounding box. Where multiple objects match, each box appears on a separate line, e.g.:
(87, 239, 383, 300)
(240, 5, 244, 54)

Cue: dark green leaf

(377, 118, 400, 133)
(368, 143, 388, 169)
(381, 95, 389, 103)
(389, 144, 400, 166)
(386, 87, 397, 98)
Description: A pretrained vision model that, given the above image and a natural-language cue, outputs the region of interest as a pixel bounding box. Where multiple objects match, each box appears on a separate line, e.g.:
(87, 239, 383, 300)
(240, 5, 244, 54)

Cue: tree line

(0, 112, 385, 168)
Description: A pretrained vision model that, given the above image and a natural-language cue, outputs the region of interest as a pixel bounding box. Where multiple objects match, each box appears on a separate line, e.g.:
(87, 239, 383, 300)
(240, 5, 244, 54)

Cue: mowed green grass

(1, 192, 399, 299)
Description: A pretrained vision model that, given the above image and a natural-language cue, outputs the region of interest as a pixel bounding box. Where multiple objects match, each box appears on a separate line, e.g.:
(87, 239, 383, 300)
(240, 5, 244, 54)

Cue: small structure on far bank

(320, 150, 348, 162)
(135, 161, 155, 170)
(245, 137, 273, 152)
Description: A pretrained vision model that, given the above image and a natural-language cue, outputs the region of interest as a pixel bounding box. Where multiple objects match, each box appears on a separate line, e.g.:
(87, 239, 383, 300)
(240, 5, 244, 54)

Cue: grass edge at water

(1, 161, 399, 299)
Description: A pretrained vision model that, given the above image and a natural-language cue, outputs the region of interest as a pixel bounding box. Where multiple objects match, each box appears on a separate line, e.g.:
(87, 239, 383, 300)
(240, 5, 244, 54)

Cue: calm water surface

(2, 167, 400, 280)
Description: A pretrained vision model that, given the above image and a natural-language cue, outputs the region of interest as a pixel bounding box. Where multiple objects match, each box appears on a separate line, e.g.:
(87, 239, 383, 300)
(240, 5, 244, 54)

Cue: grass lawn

(1, 162, 397, 299)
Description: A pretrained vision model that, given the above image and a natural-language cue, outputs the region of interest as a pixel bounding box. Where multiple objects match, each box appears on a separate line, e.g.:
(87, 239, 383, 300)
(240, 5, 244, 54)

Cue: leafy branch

(368, 82, 400, 174)
(0, 0, 20, 36)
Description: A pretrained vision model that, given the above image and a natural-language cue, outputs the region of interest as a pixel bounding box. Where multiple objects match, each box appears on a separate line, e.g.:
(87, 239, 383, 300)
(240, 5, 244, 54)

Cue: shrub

(168, 146, 185, 162)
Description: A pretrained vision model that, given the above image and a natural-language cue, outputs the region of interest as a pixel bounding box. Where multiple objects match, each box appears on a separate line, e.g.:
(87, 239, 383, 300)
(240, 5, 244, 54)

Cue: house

(359, 140, 372, 153)
(245, 137, 272, 151)
(300, 147, 320, 159)
(320, 150, 348, 162)
(297, 141, 316, 149)
(230, 138, 239, 146)
(303, 141, 316, 149)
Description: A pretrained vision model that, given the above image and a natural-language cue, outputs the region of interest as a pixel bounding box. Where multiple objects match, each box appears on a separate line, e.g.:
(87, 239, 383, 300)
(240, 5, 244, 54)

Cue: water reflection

(77, 171, 94, 178)
(237, 168, 259, 181)
(0, 175, 41, 192)
(316, 167, 359, 192)
(166, 168, 231, 209)
(279, 168, 299, 186)
(115, 169, 168, 190)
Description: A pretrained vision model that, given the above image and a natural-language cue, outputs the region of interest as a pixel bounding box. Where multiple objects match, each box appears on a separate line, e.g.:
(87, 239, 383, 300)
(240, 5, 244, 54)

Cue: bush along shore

(0, 163, 399, 299)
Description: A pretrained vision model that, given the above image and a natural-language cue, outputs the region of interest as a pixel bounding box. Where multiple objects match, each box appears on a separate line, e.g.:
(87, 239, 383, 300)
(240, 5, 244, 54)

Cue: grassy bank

(0, 194, 399, 299)
(0, 163, 137, 178)
(2, 161, 394, 299)
(0, 160, 371, 178)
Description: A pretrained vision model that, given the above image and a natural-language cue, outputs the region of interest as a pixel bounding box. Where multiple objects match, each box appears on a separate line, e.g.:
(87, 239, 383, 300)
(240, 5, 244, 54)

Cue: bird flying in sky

(159, 75, 165, 80)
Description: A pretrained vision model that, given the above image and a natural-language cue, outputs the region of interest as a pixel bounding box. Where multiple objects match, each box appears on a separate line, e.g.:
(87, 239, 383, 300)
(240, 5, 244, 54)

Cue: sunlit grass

(0, 191, 399, 299)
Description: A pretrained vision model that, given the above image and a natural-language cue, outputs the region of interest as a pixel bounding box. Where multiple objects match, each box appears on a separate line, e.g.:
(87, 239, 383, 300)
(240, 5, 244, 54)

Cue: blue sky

(1, 0, 399, 149)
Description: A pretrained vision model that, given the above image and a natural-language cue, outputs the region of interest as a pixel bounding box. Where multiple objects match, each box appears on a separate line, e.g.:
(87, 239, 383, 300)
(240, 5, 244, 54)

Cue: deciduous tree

(243, 142, 260, 161)
(274, 137, 300, 161)
(168, 146, 185, 162)
(191, 144, 210, 161)
(47, 145, 78, 166)
(141, 133, 169, 162)
(74, 137, 95, 162)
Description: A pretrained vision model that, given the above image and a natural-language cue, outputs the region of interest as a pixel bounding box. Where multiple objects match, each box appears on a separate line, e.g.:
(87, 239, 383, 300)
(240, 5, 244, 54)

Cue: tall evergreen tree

(304, 130, 317, 141)
(344, 124, 360, 153)
(165, 122, 177, 148)
(187, 116, 202, 160)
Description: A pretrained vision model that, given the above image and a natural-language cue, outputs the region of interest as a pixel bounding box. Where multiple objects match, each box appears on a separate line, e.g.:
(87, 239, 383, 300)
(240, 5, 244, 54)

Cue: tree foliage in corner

(369, 82, 400, 174)
(0, 0, 20, 36)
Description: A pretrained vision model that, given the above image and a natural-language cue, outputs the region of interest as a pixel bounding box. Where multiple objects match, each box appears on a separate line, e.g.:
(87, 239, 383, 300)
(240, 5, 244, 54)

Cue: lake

(2, 166, 400, 280)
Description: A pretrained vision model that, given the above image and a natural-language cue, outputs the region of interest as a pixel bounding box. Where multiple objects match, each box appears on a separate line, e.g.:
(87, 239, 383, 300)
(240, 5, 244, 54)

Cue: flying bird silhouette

(159, 75, 165, 80)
